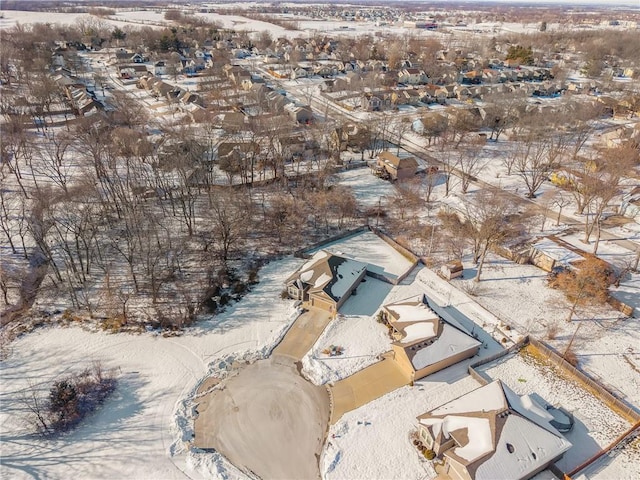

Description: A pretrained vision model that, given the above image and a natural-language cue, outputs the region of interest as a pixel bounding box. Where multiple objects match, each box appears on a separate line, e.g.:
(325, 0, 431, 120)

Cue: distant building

(376, 151, 418, 181)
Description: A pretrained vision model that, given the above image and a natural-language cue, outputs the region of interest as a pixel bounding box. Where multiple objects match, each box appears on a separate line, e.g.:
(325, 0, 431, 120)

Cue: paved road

(272, 308, 333, 363)
(194, 359, 330, 480)
(329, 355, 411, 424)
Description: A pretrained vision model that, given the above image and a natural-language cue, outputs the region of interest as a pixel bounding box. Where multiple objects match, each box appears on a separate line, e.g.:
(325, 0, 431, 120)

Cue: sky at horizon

(384, 0, 640, 5)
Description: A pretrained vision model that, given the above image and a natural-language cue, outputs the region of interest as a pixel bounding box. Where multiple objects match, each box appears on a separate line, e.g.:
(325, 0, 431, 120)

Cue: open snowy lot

(478, 350, 634, 475)
(458, 252, 640, 407)
(0, 257, 303, 480)
(331, 168, 396, 209)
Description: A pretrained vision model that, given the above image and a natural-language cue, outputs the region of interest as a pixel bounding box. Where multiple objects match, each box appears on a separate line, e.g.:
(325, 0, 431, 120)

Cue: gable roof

(378, 151, 419, 170)
(418, 380, 572, 479)
(286, 250, 367, 304)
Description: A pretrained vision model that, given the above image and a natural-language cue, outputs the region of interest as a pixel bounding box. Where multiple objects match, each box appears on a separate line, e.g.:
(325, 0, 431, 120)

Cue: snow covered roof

(532, 238, 583, 266)
(385, 297, 440, 325)
(409, 324, 481, 371)
(286, 250, 367, 304)
(386, 296, 480, 372)
(417, 380, 572, 480)
(377, 151, 418, 170)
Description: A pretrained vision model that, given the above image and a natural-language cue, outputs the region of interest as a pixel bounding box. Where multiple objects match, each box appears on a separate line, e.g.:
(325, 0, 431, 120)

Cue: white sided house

(285, 250, 367, 314)
(383, 296, 481, 381)
(416, 380, 572, 480)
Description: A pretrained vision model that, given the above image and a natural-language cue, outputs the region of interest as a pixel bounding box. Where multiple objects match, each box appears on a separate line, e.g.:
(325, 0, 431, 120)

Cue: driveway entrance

(272, 308, 332, 363)
(329, 355, 411, 423)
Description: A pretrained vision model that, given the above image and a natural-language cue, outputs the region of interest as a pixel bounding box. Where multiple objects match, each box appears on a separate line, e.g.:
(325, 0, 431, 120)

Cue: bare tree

(456, 139, 486, 194)
(482, 91, 525, 142)
(439, 189, 525, 282)
(513, 134, 554, 198)
(203, 188, 251, 269)
(583, 147, 635, 250)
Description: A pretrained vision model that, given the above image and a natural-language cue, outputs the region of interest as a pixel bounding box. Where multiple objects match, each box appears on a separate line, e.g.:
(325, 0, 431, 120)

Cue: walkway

(272, 308, 333, 363)
(329, 354, 412, 424)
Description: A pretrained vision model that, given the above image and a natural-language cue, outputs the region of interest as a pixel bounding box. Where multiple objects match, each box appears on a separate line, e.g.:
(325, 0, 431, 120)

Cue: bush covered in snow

(27, 362, 117, 436)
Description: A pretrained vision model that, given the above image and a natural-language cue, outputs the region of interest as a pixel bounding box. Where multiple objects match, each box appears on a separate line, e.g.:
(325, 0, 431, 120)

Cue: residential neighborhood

(0, 2, 639, 480)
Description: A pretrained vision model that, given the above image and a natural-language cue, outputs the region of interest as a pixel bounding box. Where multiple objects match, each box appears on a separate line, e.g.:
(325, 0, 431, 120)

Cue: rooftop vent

(506, 443, 515, 454)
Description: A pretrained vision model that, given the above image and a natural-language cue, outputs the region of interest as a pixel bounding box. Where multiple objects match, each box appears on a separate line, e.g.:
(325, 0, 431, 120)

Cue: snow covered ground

(0, 256, 303, 480)
(323, 371, 481, 480)
(307, 229, 416, 281)
(332, 168, 396, 210)
(0, 10, 138, 30)
(462, 252, 640, 408)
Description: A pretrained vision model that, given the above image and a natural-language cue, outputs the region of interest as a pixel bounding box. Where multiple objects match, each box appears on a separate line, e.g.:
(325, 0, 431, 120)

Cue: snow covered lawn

(308, 229, 416, 281)
(0, 257, 303, 480)
(459, 253, 640, 407)
(323, 366, 482, 480)
(332, 168, 396, 209)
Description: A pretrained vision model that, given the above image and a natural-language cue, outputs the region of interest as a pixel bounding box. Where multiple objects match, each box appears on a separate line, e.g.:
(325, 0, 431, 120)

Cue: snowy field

(307, 230, 416, 281)
(332, 168, 396, 209)
(0, 11, 135, 30)
(479, 351, 636, 475)
(0, 257, 303, 480)
(462, 252, 640, 407)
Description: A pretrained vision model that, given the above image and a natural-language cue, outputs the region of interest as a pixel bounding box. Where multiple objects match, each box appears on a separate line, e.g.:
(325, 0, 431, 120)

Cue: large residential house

(376, 151, 418, 181)
(416, 380, 572, 480)
(285, 250, 367, 314)
(383, 296, 481, 381)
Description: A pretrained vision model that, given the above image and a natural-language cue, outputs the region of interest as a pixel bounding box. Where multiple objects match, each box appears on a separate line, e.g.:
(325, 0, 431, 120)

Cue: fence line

(528, 339, 640, 423)
(468, 336, 530, 385)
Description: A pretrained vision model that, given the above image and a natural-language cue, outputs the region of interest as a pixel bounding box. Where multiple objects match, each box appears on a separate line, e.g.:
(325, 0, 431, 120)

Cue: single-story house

(416, 380, 572, 480)
(383, 296, 480, 381)
(285, 250, 367, 314)
(376, 151, 418, 181)
(118, 64, 149, 79)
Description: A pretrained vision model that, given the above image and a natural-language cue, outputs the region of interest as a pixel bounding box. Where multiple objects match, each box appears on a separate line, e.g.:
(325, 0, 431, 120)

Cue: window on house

(424, 433, 433, 448)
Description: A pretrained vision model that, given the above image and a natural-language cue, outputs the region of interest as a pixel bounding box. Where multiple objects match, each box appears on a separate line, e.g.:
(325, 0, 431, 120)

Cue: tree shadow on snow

(0, 374, 153, 479)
